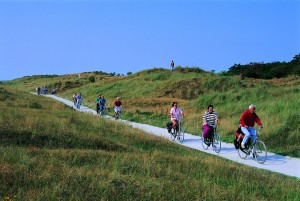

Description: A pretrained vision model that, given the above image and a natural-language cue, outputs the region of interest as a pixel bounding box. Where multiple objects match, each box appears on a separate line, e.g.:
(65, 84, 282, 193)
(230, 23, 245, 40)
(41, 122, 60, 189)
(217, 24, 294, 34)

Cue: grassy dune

(0, 85, 299, 200)
(9, 67, 299, 157)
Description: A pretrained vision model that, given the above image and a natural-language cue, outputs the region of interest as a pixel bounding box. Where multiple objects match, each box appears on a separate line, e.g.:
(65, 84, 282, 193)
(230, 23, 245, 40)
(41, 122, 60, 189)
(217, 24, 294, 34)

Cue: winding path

(39, 94, 300, 179)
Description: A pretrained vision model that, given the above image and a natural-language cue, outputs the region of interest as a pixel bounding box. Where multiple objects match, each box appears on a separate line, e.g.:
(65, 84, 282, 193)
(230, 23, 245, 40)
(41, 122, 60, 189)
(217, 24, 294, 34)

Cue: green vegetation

(0, 86, 300, 200)
(224, 53, 300, 79)
(5, 66, 300, 157)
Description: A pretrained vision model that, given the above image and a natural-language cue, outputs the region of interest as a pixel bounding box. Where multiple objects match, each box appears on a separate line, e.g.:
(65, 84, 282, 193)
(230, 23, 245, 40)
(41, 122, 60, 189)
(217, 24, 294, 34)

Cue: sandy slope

(41, 94, 300, 179)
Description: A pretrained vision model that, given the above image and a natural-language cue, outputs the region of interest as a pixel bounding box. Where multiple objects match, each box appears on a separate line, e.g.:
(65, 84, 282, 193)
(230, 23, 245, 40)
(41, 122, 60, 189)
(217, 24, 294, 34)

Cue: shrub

(88, 76, 95, 83)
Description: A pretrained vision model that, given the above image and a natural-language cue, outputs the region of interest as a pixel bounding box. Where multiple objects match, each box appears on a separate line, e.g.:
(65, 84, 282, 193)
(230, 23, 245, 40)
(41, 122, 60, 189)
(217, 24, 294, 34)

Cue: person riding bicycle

(96, 94, 101, 114)
(99, 95, 107, 114)
(76, 92, 82, 109)
(240, 104, 263, 149)
(114, 97, 122, 119)
(170, 102, 184, 131)
(202, 105, 218, 142)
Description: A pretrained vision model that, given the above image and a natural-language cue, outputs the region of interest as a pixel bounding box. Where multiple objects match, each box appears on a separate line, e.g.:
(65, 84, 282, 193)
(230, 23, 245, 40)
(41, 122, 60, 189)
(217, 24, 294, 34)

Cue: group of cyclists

(168, 102, 263, 149)
(36, 86, 48, 95)
(71, 93, 122, 119)
(94, 95, 122, 119)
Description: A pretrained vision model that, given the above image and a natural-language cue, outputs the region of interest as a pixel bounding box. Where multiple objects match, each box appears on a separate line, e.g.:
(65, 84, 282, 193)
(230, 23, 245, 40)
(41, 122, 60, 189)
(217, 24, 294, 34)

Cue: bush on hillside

(174, 66, 206, 74)
(88, 76, 96, 83)
(224, 54, 300, 79)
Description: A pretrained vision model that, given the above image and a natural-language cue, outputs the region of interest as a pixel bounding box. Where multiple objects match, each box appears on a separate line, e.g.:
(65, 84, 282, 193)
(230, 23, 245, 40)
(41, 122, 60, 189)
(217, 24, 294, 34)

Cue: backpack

(166, 122, 172, 133)
(233, 126, 244, 149)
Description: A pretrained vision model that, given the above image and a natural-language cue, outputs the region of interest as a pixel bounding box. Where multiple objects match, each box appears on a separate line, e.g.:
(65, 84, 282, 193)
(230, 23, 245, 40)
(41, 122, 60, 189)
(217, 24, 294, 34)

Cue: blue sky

(0, 0, 299, 80)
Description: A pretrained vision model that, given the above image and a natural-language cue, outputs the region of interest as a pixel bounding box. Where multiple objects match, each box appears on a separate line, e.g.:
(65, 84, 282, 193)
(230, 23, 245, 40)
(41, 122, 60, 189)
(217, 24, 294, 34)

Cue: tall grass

(4, 70, 300, 158)
(0, 86, 300, 200)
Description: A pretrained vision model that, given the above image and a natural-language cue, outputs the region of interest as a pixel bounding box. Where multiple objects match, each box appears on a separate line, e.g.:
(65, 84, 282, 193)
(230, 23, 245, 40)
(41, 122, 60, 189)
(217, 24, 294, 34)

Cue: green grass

(0, 86, 300, 200)
(5, 69, 300, 158)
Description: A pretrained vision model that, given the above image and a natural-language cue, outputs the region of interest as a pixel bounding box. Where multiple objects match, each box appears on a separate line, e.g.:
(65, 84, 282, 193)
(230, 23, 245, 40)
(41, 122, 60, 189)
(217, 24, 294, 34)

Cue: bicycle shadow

(183, 138, 202, 143)
(263, 154, 288, 165)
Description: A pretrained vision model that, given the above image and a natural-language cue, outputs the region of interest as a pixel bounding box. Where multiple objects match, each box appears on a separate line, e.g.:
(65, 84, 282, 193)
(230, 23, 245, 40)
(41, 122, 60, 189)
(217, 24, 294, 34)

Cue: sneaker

(241, 143, 245, 149)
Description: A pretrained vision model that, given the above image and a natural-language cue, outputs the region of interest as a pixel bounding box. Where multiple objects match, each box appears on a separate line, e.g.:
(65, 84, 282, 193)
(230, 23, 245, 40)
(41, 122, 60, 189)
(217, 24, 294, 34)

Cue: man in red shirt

(240, 104, 263, 148)
(114, 97, 122, 120)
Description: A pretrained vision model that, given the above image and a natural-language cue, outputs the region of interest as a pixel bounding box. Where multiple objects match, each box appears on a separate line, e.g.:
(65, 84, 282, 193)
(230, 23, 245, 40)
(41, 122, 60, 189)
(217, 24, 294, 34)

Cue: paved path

(39, 94, 300, 179)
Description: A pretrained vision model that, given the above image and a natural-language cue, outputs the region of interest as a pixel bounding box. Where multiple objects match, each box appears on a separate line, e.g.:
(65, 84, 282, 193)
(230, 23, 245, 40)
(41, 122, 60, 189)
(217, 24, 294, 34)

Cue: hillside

(0, 85, 300, 200)
(5, 67, 300, 158)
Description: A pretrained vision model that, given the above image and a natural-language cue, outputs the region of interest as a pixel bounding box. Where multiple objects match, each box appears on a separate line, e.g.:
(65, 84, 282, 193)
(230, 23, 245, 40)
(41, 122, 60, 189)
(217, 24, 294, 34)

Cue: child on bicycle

(202, 105, 218, 142)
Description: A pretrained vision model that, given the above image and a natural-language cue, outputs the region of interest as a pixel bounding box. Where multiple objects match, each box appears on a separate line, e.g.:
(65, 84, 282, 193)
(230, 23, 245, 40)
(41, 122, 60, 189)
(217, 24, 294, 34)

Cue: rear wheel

(254, 140, 267, 164)
(238, 146, 248, 159)
(201, 133, 209, 150)
(177, 126, 184, 143)
(212, 133, 221, 153)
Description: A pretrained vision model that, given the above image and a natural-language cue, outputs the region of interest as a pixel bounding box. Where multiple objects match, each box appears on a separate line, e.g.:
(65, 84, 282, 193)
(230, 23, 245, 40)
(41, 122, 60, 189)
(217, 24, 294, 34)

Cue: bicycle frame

(202, 126, 221, 153)
(170, 120, 184, 143)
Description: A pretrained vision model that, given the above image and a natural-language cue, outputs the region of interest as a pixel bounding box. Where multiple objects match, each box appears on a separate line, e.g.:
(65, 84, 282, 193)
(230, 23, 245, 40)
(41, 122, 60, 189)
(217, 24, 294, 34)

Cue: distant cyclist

(72, 93, 77, 106)
(96, 94, 101, 114)
(202, 105, 218, 142)
(170, 102, 184, 130)
(114, 97, 122, 119)
(76, 92, 82, 109)
(240, 104, 263, 149)
(99, 95, 107, 114)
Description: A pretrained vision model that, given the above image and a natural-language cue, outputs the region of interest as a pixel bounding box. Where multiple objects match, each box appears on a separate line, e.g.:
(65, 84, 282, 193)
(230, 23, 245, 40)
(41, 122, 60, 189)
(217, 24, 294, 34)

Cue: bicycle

(115, 110, 122, 120)
(237, 127, 267, 164)
(202, 125, 221, 153)
(99, 105, 107, 116)
(170, 120, 184, 143)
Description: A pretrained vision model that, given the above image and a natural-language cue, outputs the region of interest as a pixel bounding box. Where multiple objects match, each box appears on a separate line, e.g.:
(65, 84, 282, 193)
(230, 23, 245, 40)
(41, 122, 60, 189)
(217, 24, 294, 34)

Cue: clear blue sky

(0, 0, 299, 80)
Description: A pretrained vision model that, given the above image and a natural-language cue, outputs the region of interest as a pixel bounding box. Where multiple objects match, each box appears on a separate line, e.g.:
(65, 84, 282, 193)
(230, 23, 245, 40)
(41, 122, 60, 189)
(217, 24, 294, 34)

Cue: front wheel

(212, 133, 221, 153)
(254, 140, 267, 164)
(177, 126, 184, 143)
(170, 127, 176, 141)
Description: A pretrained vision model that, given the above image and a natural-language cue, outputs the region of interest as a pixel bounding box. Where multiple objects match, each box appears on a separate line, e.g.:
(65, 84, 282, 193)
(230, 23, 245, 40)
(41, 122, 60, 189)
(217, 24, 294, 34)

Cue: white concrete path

(39, 94, 300, 179)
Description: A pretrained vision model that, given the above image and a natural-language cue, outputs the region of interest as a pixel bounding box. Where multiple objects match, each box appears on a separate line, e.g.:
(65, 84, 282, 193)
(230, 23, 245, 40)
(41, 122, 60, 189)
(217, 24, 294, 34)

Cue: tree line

(223, 54, 300, 79)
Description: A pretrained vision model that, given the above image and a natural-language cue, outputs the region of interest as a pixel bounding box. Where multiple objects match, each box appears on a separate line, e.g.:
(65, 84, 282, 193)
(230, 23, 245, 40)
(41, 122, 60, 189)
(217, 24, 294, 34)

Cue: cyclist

(96, 94, 101, 114)
(240, 104, 263, 149)
(72, 93, 77, 106)
(202, 105, 218, 142)
(76, 92, 82, 109)
(99, 95, 107, 114)
(170, 102, 184, 130)
(114, 97, 122, 119)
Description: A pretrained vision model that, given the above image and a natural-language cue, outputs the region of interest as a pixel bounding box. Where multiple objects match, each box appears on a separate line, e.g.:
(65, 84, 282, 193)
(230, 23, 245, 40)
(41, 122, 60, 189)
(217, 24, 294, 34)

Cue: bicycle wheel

(202, 134, 209, 150)
(254, 140, 267, 164)
(212, 133, 221, 153)
(170, 127, 176, 141)
(238, 147, 248, 159)
(177, 126, 184, 143)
